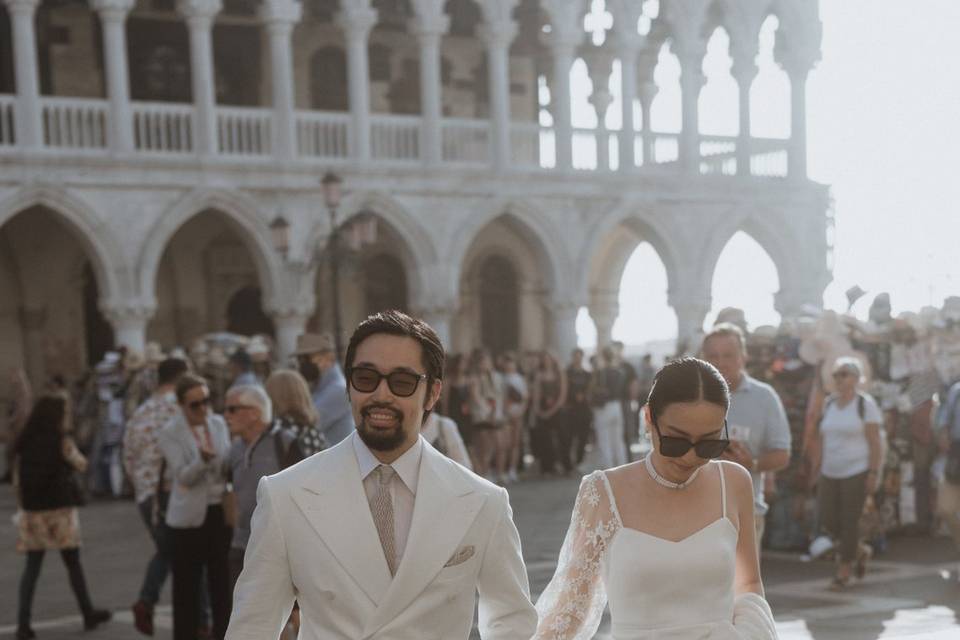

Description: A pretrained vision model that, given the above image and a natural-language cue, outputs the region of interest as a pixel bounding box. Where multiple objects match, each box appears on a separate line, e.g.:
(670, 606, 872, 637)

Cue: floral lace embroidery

(533, 471, 621, 639)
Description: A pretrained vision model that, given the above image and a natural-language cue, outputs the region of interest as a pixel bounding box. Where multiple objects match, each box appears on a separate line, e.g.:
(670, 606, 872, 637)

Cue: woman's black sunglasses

(652, 419, 730, 459)
(348, 367, 426, 398)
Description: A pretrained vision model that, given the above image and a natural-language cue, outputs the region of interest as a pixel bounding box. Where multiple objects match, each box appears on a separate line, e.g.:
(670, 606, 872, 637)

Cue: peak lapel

(362, 447, 487, 638)
(290, 437, 392, 606)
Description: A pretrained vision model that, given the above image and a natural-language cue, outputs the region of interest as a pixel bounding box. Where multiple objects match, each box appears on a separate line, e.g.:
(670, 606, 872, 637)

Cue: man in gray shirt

(702, 323, 791, 548)
(224, 386, 303, 588)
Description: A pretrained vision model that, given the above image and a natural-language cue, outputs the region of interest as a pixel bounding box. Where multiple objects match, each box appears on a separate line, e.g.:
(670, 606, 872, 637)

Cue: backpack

(820, 393, 866, 426)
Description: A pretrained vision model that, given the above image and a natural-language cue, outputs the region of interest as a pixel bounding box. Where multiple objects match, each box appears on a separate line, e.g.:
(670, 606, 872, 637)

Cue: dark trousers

(18, 548, 94, 629)
(170, 506, 232, 640)
(818, 472, 868, 562)
(532, 413, 570, 473)
(137, 493, 170, 605)
(565, 404, 592, 466)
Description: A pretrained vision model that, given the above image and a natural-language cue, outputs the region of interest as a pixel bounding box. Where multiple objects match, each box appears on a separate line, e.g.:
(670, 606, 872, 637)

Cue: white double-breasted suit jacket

(225, 433, 537, 640)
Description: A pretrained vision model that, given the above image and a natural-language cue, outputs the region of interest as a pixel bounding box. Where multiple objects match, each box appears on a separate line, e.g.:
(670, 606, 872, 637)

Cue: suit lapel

(290, 436, 392, 606)
(362, 445, 486, 638)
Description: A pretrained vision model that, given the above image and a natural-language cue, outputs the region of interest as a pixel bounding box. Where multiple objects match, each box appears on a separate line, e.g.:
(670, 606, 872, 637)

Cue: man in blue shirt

(294, 333, 354, 445)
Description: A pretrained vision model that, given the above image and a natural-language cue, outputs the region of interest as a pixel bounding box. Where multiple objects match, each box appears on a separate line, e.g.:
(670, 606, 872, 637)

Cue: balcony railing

(218, 107, 272, 157)
(133, 102, 194, 154)
(371, 114, 420, 163)
(0, 94, 792, 179)
(0, 95, 14, 146)
(41, 97, 108, 150)
(441, 118, 489, 165)
(296, 110, 350, 159)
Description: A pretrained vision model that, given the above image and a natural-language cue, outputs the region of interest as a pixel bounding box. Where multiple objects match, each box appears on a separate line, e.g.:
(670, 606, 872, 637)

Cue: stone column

(608, 0, 645, 173)
(584, 46, 614, 172)
(478, 18, 517, 171)
(178, 0, 222, 156)
(670, 298, 710, 356)
(19, 306, 47, 385)
(786, 65, 810, 181)
(546, 36, 578, 171)
(105, 305, 155, 354)
(677, 47, 705, 175)
(731, 49, 757, 177)
(411, 10, 449, 166)
(634, 50, 659, 166)
(92, 0, 135, 153)
(416, 304, 456, 349)
(589, 292, 619, 349)
(4, 0, 42, 148)
(272, 309, 310, 364)
(549, 301, 581, 360)
(261, 0, 302, 161)
(337, 4, 377, 162)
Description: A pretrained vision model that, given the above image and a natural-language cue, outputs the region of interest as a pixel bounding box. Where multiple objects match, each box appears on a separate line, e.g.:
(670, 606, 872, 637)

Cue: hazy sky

(577, 0, 960, 348)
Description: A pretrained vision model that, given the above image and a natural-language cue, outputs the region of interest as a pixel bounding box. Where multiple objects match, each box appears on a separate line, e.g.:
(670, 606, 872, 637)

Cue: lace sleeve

(533, 471, 620, 640)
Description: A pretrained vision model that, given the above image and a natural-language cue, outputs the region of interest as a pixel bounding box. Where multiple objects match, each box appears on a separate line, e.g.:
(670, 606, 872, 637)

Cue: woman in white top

(810, 357, 882, 590)
(421, 412, 473, 470)
(534, 358, 778, 639)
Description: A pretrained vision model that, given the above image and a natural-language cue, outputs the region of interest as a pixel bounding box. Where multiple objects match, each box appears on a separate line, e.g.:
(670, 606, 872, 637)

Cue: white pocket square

(444, 545, 475, 567)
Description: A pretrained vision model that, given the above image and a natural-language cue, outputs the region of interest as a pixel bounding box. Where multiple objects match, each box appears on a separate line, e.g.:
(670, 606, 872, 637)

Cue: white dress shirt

(353, 434, 422, 565)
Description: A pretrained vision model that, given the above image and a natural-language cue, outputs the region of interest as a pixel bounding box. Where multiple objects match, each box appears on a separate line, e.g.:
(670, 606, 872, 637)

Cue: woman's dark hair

(345, 310, 445, 388)
(158, 357, 189, 387)
(647, 357, 729, 423)
(12, 393, 67, 457)
(175, 373, 209, 403)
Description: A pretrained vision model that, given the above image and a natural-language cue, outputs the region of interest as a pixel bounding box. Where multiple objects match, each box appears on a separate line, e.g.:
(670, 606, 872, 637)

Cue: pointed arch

(696, 208, 795, 300)
(306, 190, 435, 304)
(0, 184, 126, 303)
(444, 198, 567, 300)
(576, 198, 682, 299)
(138, 188, 283, 305)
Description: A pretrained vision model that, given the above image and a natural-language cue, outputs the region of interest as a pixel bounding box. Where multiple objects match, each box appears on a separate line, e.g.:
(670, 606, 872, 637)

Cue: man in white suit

(227, 310, 537, 640)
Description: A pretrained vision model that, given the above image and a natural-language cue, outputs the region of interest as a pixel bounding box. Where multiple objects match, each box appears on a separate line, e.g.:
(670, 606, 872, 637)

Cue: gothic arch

(696, 208, 795, 299)
(445, 198, 567, 301)
(306, 190, 434, 304)
(0, 184, 126, 304)
(138, 188, 283, 306)
(576, 199, 682, 300)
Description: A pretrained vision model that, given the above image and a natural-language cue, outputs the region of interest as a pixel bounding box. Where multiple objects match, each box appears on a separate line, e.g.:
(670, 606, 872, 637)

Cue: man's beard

(356, 404, 407, 451)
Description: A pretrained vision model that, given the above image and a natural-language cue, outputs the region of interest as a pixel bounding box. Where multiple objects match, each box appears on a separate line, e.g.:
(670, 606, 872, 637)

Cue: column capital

(177, 0, 222, 21)
(90, 0, 135, 20)
(259, 0, 302, 26)
(2, 0, 39, 15)
(477, 21, 518, 50)
(410, 13, 449, 39)
(102, 300, 156, 327)
(544, 30, 584, 58)
(546, 299, 583, 319)
(336, 6, 378, 39)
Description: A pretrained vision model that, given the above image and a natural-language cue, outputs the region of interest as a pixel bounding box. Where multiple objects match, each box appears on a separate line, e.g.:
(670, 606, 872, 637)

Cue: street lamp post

(321, 171, 344, 361)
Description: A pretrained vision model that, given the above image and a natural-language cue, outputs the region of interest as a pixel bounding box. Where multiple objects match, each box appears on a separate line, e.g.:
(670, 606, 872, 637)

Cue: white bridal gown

(533, 463, 779, 640)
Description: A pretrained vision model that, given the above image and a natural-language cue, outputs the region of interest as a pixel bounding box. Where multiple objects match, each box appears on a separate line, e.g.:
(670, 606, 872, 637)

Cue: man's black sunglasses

(186, 396, 211, 411)
(652, 419, 730, 459)
(348, 367, 426, 398)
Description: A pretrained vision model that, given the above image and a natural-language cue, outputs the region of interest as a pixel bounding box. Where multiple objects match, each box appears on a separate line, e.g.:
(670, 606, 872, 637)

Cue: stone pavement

(1, 475, 958, 639)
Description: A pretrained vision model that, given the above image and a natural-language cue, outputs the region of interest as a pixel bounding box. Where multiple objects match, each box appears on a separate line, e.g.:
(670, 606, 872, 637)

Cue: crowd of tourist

(4, 292, 960, 638)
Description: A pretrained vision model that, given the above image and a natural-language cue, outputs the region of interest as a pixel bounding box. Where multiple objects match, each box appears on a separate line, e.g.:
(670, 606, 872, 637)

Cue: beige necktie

(370, 465, 398, 576)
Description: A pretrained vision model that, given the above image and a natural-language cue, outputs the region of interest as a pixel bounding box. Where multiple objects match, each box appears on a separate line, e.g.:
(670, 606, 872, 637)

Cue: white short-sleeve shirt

(820, 394, 882, 479)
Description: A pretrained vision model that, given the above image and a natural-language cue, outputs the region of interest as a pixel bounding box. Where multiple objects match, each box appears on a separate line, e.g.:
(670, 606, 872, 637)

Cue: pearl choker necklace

(644, 455, 703, 490)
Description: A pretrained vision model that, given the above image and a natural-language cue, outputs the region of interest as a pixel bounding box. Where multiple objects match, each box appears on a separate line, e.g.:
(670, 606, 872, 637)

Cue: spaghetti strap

(598, 471, 624, 526)
(717, 461, 727, 519)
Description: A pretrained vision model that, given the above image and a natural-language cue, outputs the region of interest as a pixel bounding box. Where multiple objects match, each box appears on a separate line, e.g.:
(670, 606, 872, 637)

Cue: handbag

(946, 441, 960, 485)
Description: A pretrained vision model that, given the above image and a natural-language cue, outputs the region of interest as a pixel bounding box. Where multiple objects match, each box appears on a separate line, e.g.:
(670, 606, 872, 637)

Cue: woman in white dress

(534, 357, 779, 639)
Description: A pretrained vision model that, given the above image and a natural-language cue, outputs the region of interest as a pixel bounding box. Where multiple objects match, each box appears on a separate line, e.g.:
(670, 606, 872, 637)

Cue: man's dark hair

(647, 357, 729, 423)
(158, 358, 189, 387)
(175, 373, 208, 403)
(230, 348, 253, 370)
(345, 310, 445, 389)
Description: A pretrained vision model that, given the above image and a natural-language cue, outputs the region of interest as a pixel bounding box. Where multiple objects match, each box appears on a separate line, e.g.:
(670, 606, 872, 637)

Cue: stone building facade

(0, 0, 829, 390)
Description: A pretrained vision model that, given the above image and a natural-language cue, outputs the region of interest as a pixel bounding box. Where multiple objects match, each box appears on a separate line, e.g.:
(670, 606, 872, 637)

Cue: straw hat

(293, 333, 335, 356)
